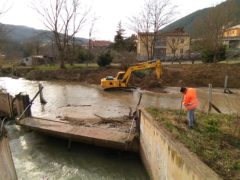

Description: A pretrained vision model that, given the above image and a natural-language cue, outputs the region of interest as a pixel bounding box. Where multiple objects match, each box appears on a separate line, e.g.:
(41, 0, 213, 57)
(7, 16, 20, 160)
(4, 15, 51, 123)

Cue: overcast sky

(0, 0, 225, 41)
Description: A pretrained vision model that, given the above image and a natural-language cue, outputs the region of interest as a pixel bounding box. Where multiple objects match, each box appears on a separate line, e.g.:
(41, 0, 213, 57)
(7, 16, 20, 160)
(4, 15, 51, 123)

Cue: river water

(0, 77, 239, 180)
(0, 77, 149, 180)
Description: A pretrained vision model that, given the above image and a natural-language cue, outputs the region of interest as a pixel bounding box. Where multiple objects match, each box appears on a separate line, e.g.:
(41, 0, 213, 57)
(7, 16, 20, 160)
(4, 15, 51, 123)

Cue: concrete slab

(17, 117, 138, 152)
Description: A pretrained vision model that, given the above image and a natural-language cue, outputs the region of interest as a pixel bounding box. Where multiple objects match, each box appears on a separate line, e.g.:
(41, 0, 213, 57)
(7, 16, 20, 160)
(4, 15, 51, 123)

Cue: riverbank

(1, 63, 240, 90)
(147, 107, 240, 180)
(0, 80, 149, 179)
(0, 77, 239, 179)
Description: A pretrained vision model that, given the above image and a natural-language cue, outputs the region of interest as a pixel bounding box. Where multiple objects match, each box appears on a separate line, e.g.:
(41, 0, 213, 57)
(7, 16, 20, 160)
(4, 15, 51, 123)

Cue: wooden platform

(17, 117, 138, 152)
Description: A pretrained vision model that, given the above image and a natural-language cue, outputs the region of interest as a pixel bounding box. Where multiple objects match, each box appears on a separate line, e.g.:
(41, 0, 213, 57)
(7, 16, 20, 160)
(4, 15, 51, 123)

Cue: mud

(58, 115, 134, 133)
(1, 63, 240, 90)
(52, 99, 137, 134)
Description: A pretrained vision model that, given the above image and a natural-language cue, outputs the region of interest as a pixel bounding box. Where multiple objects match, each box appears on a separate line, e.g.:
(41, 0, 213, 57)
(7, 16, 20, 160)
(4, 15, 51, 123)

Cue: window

(180, 49, 183, 54)
(155, 37, 166, 46)
(154, 48, 166, 57)
(181, 39, 184, 43)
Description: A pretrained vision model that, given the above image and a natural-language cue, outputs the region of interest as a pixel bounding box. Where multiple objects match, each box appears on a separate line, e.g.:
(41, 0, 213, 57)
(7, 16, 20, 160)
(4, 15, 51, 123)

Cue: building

(82, 40, 112, 50)
(137, 32, 154, 61)
(137, 28, 190, 61)
(21, 55, 54, 66)
(223, 25, 240, 49)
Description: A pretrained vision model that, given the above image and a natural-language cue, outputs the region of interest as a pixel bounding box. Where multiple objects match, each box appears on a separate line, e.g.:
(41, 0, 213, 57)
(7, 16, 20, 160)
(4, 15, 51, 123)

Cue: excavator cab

(101, 71, 127, 89)
(116, 72, 125, 80)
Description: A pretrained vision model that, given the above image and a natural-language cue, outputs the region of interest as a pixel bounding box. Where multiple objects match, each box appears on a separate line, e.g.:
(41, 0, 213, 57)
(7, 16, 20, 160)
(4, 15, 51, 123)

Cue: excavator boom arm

(121, 60, 162, 85)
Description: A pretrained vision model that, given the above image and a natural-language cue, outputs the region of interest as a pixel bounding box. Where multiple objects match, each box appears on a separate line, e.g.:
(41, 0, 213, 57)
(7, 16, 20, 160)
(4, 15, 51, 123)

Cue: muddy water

(0, 77, 149, 180)
(0, 77, 240, 179)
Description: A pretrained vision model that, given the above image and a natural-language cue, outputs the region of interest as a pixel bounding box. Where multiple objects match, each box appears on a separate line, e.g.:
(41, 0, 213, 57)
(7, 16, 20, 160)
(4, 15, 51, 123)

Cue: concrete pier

(0, 89, 139, 153)
(17, 117, 138, 152)
(0, 91, 13, 118)
(0, 128, 18, 180)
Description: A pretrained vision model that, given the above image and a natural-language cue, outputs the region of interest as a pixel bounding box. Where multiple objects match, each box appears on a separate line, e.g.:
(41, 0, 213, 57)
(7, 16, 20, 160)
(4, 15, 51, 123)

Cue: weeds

(147, 107, 240, 180)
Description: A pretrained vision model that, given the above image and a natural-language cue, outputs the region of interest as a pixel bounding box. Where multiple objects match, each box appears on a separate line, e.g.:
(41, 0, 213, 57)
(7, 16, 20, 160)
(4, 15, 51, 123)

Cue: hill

(163, 0, 240, 36)
(1, 23, 88, 44)
(0, 23, 88, 59)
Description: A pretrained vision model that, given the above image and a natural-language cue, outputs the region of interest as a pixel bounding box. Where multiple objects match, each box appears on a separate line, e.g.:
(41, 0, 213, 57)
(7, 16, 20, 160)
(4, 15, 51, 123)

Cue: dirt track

(2, 63, 240, 89)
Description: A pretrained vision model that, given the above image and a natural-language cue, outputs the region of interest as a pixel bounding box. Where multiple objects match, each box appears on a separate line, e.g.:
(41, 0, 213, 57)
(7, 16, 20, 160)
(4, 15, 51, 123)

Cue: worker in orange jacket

(180, 87, 199, 128)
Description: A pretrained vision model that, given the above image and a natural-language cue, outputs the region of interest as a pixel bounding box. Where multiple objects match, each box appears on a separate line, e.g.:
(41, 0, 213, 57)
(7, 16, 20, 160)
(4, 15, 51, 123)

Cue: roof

(32, 55, 44, 58)
(226, 25, 240, 30)
(90, 40, 112, 47)
(138, 31, 189, 37)
(138, 27, 189, 37)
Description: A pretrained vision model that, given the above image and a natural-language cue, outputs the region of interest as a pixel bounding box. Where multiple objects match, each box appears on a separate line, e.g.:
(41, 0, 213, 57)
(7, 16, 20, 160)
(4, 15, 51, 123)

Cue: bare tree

(34, 0, 89, 68)
(0, 0, 12, 52)
(194, 0, 238, 62)
(0, 0, 11, 16)
(130, 0, 175, 60)
(87, 15, 98, 67)
(167, 37, 181, 64)
(23, 32, 49, 56)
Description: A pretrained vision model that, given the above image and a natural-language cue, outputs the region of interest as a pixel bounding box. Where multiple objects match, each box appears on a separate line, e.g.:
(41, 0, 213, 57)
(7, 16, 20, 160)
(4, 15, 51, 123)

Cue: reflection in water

(6, 125, 148, 180)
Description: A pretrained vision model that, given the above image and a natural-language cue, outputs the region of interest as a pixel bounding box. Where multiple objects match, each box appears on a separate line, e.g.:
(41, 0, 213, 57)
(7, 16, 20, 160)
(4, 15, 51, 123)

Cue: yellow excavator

(101, 59, 162, 90)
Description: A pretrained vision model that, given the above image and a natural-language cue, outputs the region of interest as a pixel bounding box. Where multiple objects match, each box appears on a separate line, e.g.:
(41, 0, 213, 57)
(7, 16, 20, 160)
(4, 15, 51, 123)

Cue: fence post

(39, 83, 47, 104)
(224, 75, 228, 93)
(208, 84, 212, 113)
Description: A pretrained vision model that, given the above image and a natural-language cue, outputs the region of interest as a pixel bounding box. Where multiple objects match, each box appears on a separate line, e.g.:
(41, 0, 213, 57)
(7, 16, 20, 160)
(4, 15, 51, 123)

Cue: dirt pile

(131, 63, 240, 89)
(161, 63, 240, 88)
(2, 63, 240, 89)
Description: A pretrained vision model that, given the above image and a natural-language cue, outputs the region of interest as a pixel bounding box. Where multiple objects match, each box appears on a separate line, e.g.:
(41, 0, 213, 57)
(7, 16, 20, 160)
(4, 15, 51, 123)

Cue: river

(0, 77, 149, 180)
(1, 77, 239, 180)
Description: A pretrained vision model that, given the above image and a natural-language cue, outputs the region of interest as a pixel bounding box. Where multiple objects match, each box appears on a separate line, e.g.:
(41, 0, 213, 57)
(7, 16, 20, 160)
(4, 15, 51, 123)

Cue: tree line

(0, 0, 239, 67)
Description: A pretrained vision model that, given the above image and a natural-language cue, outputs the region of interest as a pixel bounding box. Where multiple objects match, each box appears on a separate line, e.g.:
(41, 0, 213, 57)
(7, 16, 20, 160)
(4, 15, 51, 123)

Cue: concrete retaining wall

(0, 91, 31, 119)
(0, 129, 17, 180)
(140, 109, 221, 180)
(0, 91, 13, 118)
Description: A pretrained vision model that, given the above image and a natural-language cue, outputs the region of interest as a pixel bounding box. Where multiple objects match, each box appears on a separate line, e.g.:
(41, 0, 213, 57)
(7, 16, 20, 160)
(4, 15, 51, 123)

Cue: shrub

(78, 49, 95, 63)
(215, 46, 226, 61)
(201, 46, 226, 63)
(201, 49, 214, 63)
(97, 51, 113, 67)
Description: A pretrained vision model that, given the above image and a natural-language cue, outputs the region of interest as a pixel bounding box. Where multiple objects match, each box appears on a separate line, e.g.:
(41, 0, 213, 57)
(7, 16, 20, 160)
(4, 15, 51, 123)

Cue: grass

(0, 61, 122, 70)
(147, 107, 240, 180)
(18, 63, 121, 71)
(218, 58, 240, 64)
(34, 63, 99, 70)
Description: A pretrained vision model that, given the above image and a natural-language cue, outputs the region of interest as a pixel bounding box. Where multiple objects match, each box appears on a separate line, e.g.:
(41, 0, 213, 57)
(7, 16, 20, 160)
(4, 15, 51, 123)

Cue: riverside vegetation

(1, 63, 240, 90)
(147, 108, 240, 180)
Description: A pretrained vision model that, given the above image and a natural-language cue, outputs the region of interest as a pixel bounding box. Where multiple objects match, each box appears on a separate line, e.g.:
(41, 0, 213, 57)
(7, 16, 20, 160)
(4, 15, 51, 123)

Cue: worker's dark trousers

(187, 109, 195, 127)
